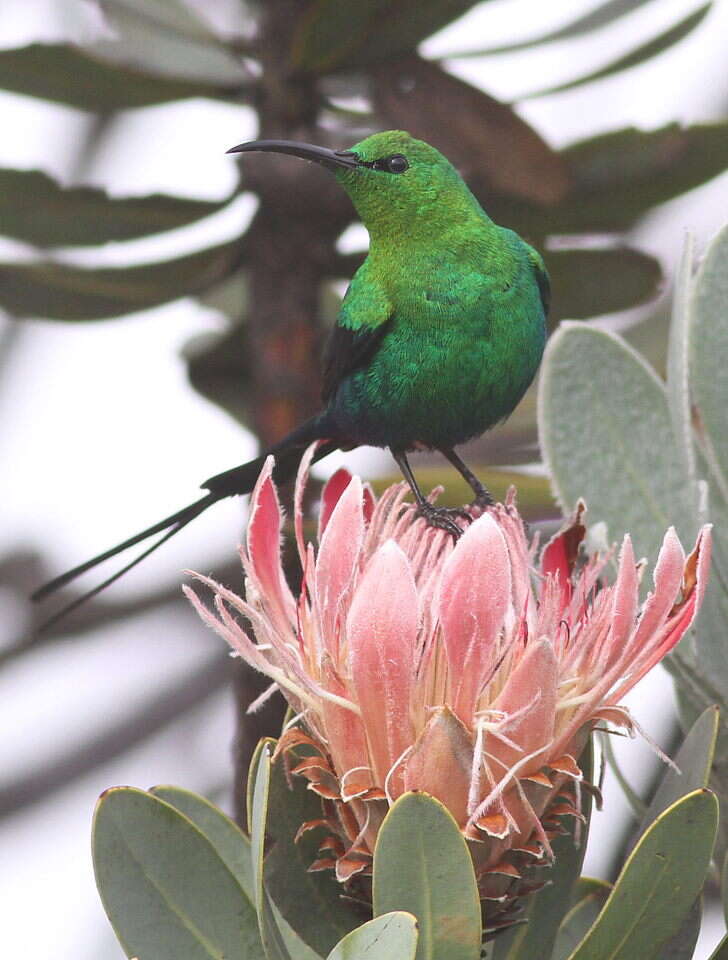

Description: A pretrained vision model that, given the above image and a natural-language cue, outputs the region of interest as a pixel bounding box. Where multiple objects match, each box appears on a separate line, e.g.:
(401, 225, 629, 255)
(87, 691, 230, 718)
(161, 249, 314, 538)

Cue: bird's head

(228, 130, 483, 240)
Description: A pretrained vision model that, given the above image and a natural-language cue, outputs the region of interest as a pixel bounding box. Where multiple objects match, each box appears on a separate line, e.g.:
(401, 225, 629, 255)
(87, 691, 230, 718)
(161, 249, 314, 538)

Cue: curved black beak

(227, 139, 360, 172)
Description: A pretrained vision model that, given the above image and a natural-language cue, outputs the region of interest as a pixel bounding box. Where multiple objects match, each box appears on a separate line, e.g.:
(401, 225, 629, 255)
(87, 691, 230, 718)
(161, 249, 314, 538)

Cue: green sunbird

(34, 130, 549, 619)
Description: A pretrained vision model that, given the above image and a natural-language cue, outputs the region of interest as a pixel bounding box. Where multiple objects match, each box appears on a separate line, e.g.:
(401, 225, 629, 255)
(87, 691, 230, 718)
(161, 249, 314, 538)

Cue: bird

(32, 130, 549, 624)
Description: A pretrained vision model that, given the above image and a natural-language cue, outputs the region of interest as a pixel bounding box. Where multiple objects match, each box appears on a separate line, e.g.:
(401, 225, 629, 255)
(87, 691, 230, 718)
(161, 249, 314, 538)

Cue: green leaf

(291, 0, 481, 73)
(373, 792, 481, 960)
(0, 169, 228, 247)
(370, 55, 569, 207)
(493, 739, 595, 960)
(666, 233, 697, 485)
(656, 898, 702, 960)
(637, 706, 719, 839)
(262, 746, 362, 957)
(690, 223, 728, 502)
(445, 0, 657, 56)
(326, 913, 418, 960)
(250, 746, 293, 960)
(538, 322, 698, 570)
(0, 239, 240, 320)
(93, 2, 249, 86)
(486, 124, 728, 237)
(149, 785, 256, 902)
(553, 879, 611, 960)
(0, 44, 234, 111)
(544, 247, 662, 323)
(150, 785, 323, 960)
(566, 790, 718, 960)
(92, 786, 261, 960)
(526, 4, 712, 99)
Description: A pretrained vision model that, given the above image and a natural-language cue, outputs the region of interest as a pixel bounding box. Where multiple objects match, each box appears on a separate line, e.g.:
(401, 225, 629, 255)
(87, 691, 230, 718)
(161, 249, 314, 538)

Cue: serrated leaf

(0, 43, 232, 110)
(445, 0, 656, 56)
(326, 913, 418, 960)
(544, 247, 662, 322)
(0, 169, 229, 247)
(370, 55, 568, 206)
(486, 124, 728, 237)
(250, 746, 293, 960)
(538, 322, 698, 570)
(92, 786, 261, 960)
(493, 740, 595, 960)
(0, 239, 240, 320)
(291, 0, 480, 73)
(567, 790, 717, 960)
(262, 746, 362, 957)
(373, 792, 481, 960)
(553, 879, 611, 960)
(637, 706, 719, 840)
(526, 4, 712, 99)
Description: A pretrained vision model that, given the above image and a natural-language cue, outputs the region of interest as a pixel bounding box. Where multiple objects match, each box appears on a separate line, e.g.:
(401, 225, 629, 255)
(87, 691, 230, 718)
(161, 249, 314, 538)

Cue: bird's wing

(527, 245, 551, 318)
(322, 273, 394, 405)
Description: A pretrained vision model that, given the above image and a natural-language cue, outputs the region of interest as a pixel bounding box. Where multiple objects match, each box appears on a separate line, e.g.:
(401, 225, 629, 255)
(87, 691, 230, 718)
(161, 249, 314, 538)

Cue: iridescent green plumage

(34, 130, 548, 617)
(327, 132, 546, 451)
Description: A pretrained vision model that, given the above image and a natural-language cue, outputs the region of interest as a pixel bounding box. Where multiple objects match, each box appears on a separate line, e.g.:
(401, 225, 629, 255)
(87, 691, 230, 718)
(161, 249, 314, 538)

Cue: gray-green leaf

(327, 913, 418, 960)
(566, 790, 718, 960)
(538, 321, 698, 570)
(92, 786, 261, 960)
(0, 240, 240, 320)
(373, 792, 481, 960)
(0, 43, 234, 111)
(0, 169, 229, 247)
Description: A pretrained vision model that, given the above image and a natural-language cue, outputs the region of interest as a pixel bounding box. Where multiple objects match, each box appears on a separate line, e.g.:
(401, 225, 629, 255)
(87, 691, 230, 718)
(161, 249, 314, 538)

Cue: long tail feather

(31, 493, 215, 603)
(34, 512, 204, 633)
(31, 419, 339, 620)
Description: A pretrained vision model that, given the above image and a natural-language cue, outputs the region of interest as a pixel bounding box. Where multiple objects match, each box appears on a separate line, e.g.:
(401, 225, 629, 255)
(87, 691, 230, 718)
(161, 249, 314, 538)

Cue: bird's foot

(416, 501, 469, 539)
(469, 491, 495, 516)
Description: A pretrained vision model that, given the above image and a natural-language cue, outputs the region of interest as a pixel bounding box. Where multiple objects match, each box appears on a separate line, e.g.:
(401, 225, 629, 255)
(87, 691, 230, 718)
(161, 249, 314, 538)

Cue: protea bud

(186, 444, 711, 925)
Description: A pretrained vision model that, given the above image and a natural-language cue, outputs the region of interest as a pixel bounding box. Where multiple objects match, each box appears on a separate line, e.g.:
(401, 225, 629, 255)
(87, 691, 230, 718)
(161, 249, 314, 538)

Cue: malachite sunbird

(34, 130, 549, 619)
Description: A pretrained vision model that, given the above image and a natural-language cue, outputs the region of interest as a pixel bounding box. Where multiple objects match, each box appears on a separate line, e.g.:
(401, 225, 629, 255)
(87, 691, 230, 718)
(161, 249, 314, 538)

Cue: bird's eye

(386, 154, 408, 173)
(371, 154, 409, 174)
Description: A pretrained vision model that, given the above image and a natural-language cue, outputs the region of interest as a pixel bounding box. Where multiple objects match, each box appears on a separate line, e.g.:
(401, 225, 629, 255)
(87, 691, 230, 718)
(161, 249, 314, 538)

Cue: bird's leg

(440, 447, 495, 511)
(391, 449, 464, 539)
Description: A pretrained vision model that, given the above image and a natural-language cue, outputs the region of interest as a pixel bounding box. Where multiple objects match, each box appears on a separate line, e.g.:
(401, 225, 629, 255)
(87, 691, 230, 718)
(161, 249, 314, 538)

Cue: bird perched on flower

(34, 130, 548, 622)
(186, 443, 711, 927)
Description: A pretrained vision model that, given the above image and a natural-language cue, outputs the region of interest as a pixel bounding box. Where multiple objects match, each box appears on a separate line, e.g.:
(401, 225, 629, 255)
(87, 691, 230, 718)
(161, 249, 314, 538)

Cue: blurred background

(1, 0, 727, 956)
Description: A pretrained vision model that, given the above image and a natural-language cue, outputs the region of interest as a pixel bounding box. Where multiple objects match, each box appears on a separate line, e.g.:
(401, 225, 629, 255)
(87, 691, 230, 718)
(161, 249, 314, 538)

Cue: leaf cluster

(93, 708, 724, 959)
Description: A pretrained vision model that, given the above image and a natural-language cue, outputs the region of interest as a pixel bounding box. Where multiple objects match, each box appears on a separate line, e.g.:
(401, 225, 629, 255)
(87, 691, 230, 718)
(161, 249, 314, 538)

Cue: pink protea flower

(185, 444, 711, 924)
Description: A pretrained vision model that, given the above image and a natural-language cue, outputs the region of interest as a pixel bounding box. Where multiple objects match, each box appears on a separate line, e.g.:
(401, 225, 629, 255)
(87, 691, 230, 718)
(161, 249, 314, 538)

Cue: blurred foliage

(2, 0, 726, 482)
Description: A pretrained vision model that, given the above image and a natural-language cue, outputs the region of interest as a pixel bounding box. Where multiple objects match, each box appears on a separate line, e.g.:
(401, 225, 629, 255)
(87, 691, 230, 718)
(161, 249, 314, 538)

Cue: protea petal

(245, 456, 295, 633)
(490, 638, 558, 774)
(540, 503, 586, 610)
(318, 468, 355, 541)
(437, 514, 511, 725)
(315, 475, 365, 657)
(603, 535, 639, 670)
(404, 706, 473, 825)
(347, 540, 418, 791)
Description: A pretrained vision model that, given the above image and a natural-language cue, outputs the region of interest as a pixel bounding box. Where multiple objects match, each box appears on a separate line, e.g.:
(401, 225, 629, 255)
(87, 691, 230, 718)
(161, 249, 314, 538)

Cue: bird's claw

(416, 502, 467, 539)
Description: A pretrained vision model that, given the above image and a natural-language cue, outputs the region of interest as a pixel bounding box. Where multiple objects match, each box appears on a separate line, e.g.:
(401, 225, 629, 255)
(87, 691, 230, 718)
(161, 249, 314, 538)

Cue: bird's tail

(32, 413, 337, 628)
